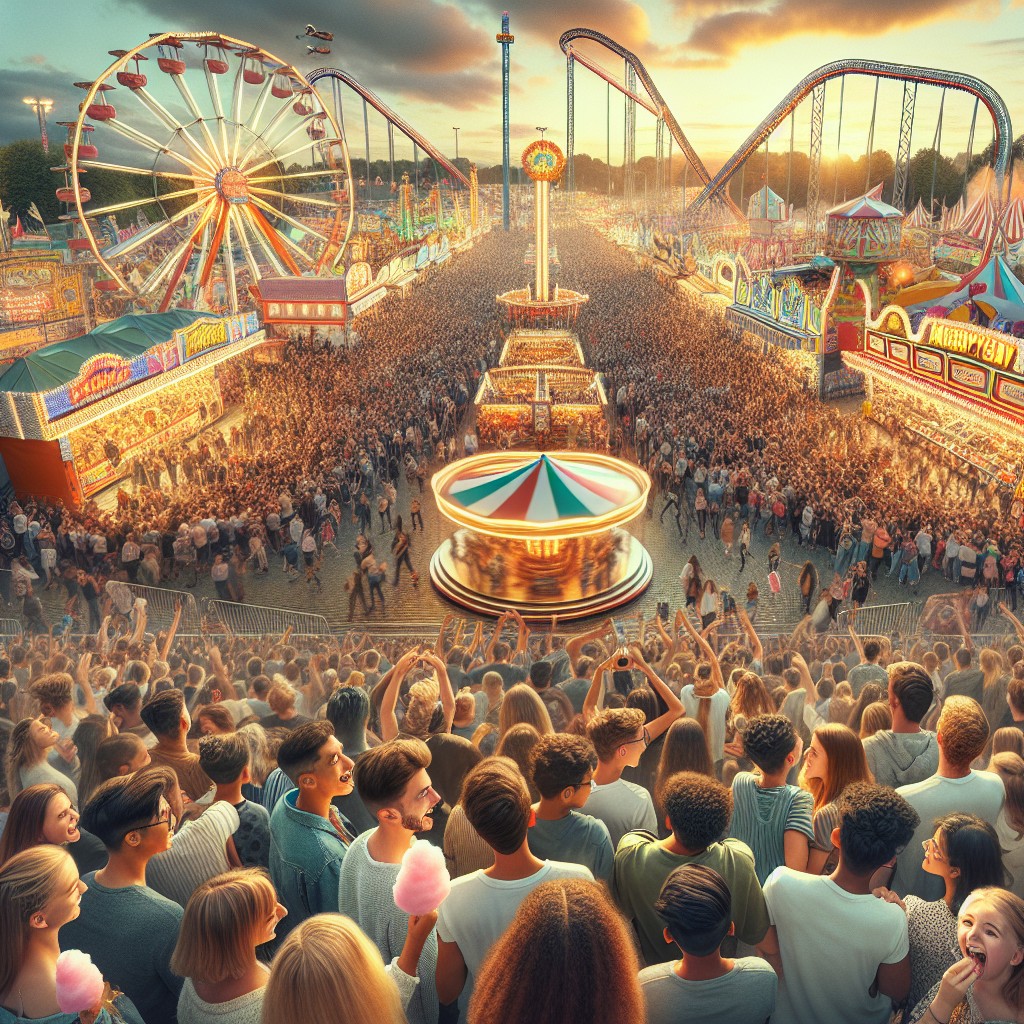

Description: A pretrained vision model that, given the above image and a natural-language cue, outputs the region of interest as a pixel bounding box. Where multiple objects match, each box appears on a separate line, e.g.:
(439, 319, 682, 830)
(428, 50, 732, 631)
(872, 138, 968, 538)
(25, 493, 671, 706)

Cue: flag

(117, 223, 139, 243)
(10, 217, 23, 239)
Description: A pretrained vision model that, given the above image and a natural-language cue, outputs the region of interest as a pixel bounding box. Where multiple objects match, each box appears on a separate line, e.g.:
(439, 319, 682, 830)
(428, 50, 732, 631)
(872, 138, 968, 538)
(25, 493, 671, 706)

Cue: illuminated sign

(949, 362, 988, 390)
(915, 351, 943, 374)
(867, 334, 887, 356)
(176, 318, 229, 362)
(927, 322, 1017, 371)
(889, 341, 910, 364)
(0, 287, 54, 322)
(996, 380, 1024, 409)
(43, 353, 147, 420)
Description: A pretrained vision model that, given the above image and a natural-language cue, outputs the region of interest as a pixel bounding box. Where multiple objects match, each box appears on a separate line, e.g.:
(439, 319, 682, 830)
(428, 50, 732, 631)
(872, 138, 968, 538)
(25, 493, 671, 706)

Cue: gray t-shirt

(639, 958, 777, 1024)
(528, 811, 614, 880)
(847, 662, 889, 698)
(585, 777, 658, 851)
(59, 874, 183, 1024)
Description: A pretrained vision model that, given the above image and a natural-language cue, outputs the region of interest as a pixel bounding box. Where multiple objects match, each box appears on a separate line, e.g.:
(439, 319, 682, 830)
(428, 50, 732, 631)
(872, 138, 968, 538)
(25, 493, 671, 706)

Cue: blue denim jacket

(269, 788, 350, 938)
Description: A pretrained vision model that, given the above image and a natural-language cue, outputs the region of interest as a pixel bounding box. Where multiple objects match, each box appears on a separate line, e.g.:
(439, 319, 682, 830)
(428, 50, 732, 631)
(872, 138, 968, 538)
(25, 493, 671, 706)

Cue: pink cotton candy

(393, 839, 451, 916)
(55, 949, 105, 1014)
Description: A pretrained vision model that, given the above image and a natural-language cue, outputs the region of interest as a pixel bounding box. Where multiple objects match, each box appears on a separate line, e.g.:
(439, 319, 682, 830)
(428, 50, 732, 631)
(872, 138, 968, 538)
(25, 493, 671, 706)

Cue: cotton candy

(392, 838, 451, 916)
(55, 949, 105, 1014)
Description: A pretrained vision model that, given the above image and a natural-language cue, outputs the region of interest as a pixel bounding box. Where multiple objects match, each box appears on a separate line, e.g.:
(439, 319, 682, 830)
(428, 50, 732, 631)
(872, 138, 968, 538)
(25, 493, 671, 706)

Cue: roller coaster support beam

(805, 85, 825, 232)
(567, 53, 575, 196)
(688, 58, 1012, 218)
(892, 82, 917, 211)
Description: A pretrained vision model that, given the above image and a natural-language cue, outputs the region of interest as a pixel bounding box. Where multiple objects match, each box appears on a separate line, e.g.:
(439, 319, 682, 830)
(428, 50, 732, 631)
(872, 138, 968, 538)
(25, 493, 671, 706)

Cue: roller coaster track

(308, 67, 470, 188)
(558, 28, 743, 219)
(688, 59, 1013, 217)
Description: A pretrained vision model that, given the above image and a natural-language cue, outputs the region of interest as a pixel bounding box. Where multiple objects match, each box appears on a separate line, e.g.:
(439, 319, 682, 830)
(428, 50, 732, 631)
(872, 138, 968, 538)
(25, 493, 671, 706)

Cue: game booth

(429, 451, 652, 620)
(474, 365, 608, 450)
(845, 303, 1024, 511)
(0, 309, 265, 504)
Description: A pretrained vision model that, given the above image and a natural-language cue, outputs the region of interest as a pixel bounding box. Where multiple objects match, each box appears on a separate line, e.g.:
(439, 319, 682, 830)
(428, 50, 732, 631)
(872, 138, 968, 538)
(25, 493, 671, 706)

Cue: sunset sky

(1, 0, 1022, 176)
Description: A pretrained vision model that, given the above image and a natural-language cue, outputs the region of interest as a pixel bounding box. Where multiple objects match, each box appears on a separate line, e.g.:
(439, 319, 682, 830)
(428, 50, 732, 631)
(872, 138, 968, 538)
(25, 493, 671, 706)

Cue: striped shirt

(147, 800, 238, 907)
(728, 772, 814, 885)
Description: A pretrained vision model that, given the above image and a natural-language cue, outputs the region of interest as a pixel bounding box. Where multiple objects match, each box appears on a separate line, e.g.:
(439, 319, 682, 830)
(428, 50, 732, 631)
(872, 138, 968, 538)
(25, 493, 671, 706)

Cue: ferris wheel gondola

(64, 31, 353, 314)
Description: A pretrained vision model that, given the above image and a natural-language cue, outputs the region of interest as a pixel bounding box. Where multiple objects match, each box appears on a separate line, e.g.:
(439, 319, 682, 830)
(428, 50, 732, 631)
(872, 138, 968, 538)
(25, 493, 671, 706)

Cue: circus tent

(443, 453, 641, 523)
(827, 183, 903, 220)
(942, 197, 966, 232)
(957, 191, 997, 242)
(910, 254, 1024, 323)
(1000, 198, 1024, 246)
(904, 200, 931, 229)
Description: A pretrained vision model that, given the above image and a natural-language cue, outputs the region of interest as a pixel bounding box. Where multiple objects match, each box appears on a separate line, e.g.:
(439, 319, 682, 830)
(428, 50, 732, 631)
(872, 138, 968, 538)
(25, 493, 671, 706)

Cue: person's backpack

(1016, 566, 1024, 589)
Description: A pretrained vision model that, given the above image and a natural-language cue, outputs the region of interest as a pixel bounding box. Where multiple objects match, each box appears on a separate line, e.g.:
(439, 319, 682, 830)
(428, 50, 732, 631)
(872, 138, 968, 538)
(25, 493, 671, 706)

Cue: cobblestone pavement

(26, 465, 955, 637)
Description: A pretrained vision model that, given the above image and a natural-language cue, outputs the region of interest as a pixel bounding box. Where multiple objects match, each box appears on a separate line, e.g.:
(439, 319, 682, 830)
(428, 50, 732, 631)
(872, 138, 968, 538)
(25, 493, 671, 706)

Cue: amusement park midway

(8, 10, 1024, 1024)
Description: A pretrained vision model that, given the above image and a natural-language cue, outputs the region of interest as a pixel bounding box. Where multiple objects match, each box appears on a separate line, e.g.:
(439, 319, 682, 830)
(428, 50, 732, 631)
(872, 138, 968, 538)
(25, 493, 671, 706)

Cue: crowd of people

(4, 220, 1024, 1023)
(2, 596, 1024, 1023)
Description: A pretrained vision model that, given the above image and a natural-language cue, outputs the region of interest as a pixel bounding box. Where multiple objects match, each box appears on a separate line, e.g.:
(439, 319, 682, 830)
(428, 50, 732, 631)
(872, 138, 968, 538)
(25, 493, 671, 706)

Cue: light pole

(452, 127, 460, 162)
(535, 126, 548, 140)
(22, 97, 54, 150)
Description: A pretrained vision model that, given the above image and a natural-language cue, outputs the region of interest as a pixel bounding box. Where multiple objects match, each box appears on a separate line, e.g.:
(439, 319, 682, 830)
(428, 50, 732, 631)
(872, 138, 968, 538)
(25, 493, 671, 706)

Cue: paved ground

(24, 465, 956, 638)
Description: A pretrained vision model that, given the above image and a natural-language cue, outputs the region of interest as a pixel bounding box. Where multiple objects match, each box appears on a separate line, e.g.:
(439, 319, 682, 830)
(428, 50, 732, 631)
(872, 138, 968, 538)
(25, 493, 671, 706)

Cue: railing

(837, 602, 916, 637)
(0, 618, 24, 636)
(103, 581, 203, 635)
(204, 600, 330, 639)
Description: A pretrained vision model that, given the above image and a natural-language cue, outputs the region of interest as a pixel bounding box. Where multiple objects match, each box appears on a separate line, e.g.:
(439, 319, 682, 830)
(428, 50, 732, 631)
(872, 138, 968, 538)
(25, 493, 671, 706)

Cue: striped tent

(827, 183, 902, 220)
(444, 454, 640, 523)
(1000, 198, 1024, 245)
(904, 200, 931, 229)
(958, 191, 997, 241)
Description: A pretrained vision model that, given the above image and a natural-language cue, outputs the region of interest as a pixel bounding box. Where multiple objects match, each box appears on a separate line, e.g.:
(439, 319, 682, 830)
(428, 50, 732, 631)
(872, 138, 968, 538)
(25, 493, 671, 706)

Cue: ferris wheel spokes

(85, 185, 210, 221)
(77, 160, 195, 181)
(203, 64, 231, 167)
(238, 118, 327, 176)
(107, 194, 213, 261)
(101, 114, 214, 179)
(221, 211, 239, 313)
(229, 206, 264, 280)
(249, 187, 343, 212)
(168, 72, 227, 166)
(248, 194, 328, 245)
(124, 85, 221, 176)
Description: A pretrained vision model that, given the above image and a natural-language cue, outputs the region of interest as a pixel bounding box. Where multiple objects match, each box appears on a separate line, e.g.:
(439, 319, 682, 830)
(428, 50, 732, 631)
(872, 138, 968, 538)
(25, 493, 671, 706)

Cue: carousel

(429, 451, 652, 620)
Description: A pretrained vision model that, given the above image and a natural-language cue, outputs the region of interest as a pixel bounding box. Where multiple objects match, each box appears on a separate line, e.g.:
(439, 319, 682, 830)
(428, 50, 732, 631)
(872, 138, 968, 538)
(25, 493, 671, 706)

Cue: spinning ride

(429, 452, 652, 620)
(62, 32, 353, 314)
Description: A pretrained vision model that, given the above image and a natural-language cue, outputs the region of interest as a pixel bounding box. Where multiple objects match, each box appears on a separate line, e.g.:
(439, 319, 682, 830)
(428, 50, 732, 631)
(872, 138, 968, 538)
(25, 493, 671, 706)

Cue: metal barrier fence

(204, 600, 331, 639)
(103, 581, 203, 635)
(0, 618, 24, 636)
(837, 602, 916, 637)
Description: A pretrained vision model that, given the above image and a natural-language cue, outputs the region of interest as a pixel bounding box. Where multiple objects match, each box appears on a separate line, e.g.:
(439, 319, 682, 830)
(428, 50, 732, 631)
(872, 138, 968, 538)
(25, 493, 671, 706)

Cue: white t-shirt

(436, 860, 592, 999)
(764, 867, 908, 1024)
(681, 685, 730, 761)
(585, 777, 657, 850)
(892, 771, 1006, 900)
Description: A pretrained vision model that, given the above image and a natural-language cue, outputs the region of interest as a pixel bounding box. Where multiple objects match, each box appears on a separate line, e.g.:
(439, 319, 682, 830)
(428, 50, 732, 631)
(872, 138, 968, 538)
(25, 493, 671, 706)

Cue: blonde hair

(404, 677, 440, 738)
(0, 846, 77, 997)
(267, 682, 297, 715)
(171, 869, 276, 984)
(959, 888, 1024, 1012)
(858, 702, 892, 739)
(498, 685, 553, 738)
(262, 914, 406, 1024)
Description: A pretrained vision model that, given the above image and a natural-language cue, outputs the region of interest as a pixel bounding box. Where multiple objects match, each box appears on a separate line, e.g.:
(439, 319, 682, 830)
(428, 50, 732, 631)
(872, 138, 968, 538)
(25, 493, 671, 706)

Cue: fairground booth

(0, 310, 265, 504)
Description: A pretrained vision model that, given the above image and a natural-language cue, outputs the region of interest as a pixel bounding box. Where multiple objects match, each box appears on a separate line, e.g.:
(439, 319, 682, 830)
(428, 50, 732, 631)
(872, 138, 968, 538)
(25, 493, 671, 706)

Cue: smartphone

(613, 619, 630, 669)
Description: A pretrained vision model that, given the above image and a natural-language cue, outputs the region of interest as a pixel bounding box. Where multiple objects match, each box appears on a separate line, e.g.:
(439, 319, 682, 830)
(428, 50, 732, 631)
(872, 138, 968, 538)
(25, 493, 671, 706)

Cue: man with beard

(340, 738, 441, 1024)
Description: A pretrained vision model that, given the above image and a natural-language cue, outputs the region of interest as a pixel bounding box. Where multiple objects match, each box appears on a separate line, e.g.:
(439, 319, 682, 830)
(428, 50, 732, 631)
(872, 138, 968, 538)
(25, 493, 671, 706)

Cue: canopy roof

(911, 254, 1024, 321)
(1001, 198, 1024, 245)
(443, 453, 641, 523)
(828, 183, 902, 220)
(0, 310, 212, 394)
(904, 200, 932, 229)
(958, 192, 997, 242)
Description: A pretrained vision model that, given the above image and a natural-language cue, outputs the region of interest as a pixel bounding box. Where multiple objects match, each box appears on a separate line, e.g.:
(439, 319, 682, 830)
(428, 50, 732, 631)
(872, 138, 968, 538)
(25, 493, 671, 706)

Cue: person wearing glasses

(57, 766, 185, 1024)
(268, 721, 356, 941)
(874, 813, 1006, 1018)
(581, 647, 684, 850)
(528, 734, 613, 881)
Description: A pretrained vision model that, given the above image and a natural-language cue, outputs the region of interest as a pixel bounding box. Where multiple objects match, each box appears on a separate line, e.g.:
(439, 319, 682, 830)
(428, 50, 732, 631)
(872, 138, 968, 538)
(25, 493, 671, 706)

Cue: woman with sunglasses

(874, 813, 1006, 1016)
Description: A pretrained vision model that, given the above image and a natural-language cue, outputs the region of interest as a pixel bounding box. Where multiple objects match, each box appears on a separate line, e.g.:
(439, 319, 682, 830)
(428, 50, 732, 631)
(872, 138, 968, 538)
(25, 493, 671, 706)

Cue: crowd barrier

(204, 599, 330, 639)
(102, 581, 203, 636)
(837, 602, 916, 638)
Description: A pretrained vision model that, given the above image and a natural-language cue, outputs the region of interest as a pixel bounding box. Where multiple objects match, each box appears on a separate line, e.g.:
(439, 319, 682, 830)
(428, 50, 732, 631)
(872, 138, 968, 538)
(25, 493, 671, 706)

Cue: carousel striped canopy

(443, 453, 641, 523)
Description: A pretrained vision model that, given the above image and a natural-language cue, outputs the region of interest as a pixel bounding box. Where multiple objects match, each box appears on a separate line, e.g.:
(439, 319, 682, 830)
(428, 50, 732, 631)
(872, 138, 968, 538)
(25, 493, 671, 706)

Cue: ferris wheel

(61, 31, 353, 314)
